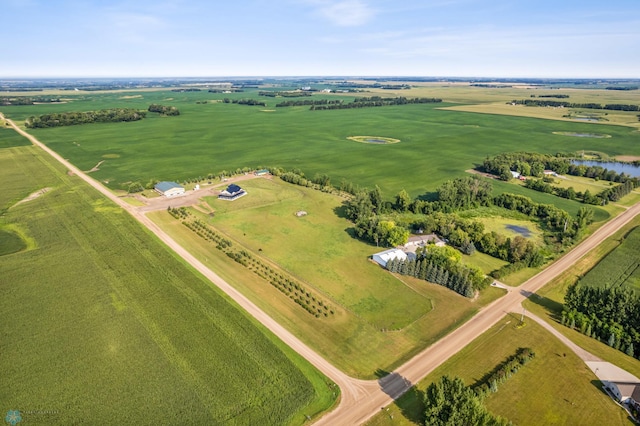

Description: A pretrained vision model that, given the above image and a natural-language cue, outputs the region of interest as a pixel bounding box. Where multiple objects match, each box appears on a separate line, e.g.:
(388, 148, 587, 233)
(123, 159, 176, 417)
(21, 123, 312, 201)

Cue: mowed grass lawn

(5, 88, 640, 199)
(148, 177, 505, 377)
(0, 146, 335, 425)
(366, 315, 633, 426)
(208, 178, 432, 330)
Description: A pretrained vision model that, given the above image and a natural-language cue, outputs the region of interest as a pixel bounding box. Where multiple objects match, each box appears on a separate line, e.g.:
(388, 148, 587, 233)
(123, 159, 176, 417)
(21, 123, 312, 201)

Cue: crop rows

(169, 207, 334, 318)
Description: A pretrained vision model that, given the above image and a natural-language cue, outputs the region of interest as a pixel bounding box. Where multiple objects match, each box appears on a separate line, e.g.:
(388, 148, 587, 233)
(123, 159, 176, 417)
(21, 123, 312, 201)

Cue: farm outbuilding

(218, 184, 247, 201)
(371, 248, 407, 268)
(154, 181, 185, 197)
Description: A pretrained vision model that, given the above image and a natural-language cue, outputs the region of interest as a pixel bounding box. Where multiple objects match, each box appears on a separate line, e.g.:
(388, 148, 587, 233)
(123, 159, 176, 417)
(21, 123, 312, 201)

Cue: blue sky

(2, 0, 639, 78)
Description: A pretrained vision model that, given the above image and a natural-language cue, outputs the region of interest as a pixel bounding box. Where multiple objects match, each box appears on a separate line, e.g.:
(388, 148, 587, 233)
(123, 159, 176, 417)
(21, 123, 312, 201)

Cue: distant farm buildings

(218, 184, 247, 201)
(403, 234, 445, 253)
(254, 169, 270, 176)
(154, 181, 185, 197)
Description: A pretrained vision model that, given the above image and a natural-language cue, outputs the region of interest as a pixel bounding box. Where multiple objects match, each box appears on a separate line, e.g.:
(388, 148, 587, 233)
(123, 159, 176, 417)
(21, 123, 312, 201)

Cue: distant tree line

(534, 94, 570, 98)
(148, 104, 180, 116)
(1, 96, 61, 105)
(25, 108, 146, 128)
(171, 88, 201, 92)
(310, 96, 442, 110)
(208, 88, 244, 93)
(222, 98, 266, 107)
(605, 86, 638, 91)
(510, 99, 639, 111)
(275, 99, 343, 107)
(563, 284, 640, 358)
(259, 91, 312, 98)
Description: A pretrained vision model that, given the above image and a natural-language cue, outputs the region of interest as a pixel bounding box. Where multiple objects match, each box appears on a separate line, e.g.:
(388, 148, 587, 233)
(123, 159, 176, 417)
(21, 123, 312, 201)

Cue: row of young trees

(25, 108, 146, 128)
(148, 104, 180, 116)
(472, 347, 535, 397)
(170, 208, 335, 319)
(563, 284, 640, 358)
(510, 99, 640, 111)
(309, 96, 442, 110)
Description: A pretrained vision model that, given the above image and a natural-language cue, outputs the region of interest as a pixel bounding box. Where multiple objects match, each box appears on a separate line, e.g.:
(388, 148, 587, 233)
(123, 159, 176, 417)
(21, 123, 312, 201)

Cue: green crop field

(577, 226, 640, 293)
(366, 314, 632, 426)
(2, 86, 639, 201)
(148, 177, 506, 378)
(0, 146, 335, 425)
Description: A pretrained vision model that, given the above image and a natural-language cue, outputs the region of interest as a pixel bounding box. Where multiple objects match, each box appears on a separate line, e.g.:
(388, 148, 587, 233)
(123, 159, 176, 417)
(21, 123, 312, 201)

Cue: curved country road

(5, 114, 640, 425)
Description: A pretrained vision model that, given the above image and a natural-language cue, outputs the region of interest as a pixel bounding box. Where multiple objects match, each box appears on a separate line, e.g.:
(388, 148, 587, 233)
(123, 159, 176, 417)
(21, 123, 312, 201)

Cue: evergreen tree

(627, 342, 635, 357)
(608, 332, 616, 347)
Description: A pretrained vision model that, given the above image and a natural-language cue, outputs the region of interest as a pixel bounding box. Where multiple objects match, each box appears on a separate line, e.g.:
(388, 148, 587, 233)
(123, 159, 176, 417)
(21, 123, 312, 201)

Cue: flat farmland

(3, 87, 639, 199)
(149, 177, 505, 377)
(0, 146, 335, 425)
(578, 225, 640, 293)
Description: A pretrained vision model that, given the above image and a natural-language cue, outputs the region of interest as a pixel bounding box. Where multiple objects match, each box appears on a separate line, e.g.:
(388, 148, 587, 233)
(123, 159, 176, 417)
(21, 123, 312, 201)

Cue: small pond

(505, 224, 532, 238)
(571, 160, 640, 177)
(366, 139, 388, 144)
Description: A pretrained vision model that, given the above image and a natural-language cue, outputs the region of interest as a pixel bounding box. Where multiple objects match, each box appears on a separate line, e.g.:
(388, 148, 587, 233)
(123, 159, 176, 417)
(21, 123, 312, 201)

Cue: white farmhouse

(154, 181, 185, 197)
(371, 248, 407, 268)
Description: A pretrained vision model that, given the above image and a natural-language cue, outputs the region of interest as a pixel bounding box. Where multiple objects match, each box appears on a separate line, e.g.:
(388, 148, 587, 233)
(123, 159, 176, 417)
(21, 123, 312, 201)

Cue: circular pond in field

(553, 131, 611, 138)
(347, 136, 401, 145)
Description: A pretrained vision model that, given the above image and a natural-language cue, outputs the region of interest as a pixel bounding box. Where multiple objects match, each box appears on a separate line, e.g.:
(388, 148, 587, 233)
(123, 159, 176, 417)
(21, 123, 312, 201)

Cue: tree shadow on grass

(524, 291, 564, 320)
(333, 204, 349, 219)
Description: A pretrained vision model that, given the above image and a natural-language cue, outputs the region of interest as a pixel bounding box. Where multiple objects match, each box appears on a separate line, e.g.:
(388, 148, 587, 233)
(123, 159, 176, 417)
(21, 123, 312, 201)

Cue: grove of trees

(563, 284, 640, 358)
(148, 104, 180, 116)
(25, 108, 146, 128)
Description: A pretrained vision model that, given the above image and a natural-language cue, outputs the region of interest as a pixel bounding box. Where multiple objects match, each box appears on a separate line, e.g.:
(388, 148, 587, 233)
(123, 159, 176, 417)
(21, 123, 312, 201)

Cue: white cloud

(311, 0, 375, 27)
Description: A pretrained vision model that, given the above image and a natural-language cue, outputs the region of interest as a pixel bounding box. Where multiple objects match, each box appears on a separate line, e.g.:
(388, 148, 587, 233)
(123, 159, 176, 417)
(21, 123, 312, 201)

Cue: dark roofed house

(218, 183, 247, 201)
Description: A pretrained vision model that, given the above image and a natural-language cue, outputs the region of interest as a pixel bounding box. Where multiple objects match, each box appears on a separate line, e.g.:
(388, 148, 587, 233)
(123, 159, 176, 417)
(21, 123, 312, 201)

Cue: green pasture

(366, 314, 632, 426)
(208, 178, 432, 330)
(490, 179, 610, 221)
(3, 87, 639, 201)
(149, 178, 505, 377)
(0, 146, 335, 425)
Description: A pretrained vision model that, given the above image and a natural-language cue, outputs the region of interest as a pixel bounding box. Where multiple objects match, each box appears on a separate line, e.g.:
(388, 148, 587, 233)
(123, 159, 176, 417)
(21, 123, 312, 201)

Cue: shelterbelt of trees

(510, 99, 639, 111)
(309, 96, 442, 110)
(25, 108, 146, 128)
(1, 96, 62, 105)
(148, 104, 180, 116)
(563, 285, 640, 359)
